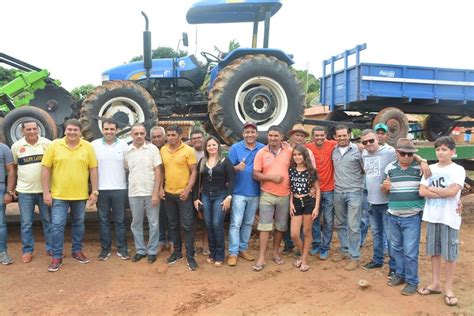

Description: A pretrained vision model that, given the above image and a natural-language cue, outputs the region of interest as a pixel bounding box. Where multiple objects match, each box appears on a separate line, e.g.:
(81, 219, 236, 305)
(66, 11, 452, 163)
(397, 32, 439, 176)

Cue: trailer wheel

(324, 110, 350, 140)
(208, 54, 305, 144)
(80, 80, 157, 142)
(373, 107, 409, 146)
(2, 107, 58, 146)
(422, 114, 454, 141)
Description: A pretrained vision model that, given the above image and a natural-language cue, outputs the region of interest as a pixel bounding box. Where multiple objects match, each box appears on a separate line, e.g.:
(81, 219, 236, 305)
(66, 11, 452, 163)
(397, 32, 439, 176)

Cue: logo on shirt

(430, 177, 446, 188)
(364, 156, 380, 177)
(19, 146, 26, 153)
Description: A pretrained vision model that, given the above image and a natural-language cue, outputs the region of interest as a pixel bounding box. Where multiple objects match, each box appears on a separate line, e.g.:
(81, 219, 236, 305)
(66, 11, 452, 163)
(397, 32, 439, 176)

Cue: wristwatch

(6, 190, 14, 196)
(92, 190, 99, 196)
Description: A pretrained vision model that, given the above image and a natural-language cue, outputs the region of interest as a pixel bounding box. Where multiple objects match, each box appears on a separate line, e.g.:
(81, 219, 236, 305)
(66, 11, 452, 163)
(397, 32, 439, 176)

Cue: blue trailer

(315, 44, 474, 144)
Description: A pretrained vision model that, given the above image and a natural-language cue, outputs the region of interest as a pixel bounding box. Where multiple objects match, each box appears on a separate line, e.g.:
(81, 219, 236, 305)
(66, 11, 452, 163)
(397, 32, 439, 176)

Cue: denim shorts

(292, 195, 315, 216)
(426, 222, 459, 262)
(258, 191, 289, 232)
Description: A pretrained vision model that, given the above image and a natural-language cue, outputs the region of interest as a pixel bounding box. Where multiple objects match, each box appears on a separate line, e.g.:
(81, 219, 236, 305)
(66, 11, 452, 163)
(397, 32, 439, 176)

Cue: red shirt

(306, 140, 337, 192)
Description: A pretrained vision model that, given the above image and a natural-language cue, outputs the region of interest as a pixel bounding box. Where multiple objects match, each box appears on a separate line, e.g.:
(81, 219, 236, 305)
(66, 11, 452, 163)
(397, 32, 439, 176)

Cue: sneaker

(388, 276, 406, 287)
(309, 247, 320, 256)
(331, 252, 349, 262)
(0, 252, 13, 265)
(22, 253, 33, 263)
(282, 247, 294, 256)
(202, 248, 210, 256)
(227, 255, 237, 266)
(98, 249, 111, 261)
(167, 252, 184, 265)
(187, 257, 198, 271)
(401, 284, 418, 296)
(117, 251, 131, 260)
(214, 261, 224, 267)
(131, 253, 147, 262)
(387, 268, 396, 279)
(72, 251, 90, 264)
(48, 258, 63, 272)
(362, 261, 383, 270)
(319, 250, 329, 260)
(148, 254, 157, 264)
(238, 251, 255, 261)
(344, 260, 360, 271)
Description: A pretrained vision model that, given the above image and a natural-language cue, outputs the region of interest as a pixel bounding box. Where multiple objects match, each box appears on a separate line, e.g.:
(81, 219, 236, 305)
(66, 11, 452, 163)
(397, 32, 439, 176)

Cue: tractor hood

(186, 0, 282, 24)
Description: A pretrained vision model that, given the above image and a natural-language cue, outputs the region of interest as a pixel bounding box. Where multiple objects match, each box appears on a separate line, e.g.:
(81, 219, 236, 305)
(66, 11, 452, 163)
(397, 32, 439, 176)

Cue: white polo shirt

(124, 142, 162, 197)
(92, 138, 128, 190)
(11, 136, 51, 193)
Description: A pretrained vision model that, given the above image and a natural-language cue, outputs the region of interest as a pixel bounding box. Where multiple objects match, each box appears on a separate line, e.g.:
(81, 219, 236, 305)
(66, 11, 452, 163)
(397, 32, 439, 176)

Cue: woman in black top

(193, 136, 234, 266)
(289, 144, 320, 272)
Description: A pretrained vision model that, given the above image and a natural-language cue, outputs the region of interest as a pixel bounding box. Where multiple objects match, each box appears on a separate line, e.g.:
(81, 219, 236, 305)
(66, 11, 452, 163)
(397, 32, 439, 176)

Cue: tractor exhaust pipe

(142, 12, 152, 91)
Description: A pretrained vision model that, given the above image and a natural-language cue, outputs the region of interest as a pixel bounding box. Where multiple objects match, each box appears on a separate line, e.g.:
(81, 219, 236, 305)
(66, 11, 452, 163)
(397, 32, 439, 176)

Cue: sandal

(252, 263, 266, 272)
(299, 264, 309, 272)
(445, 295, 458, 306)
(272, 256, 285, 265)
(293, 259, 302, 268)
(417, 287, 442, 295)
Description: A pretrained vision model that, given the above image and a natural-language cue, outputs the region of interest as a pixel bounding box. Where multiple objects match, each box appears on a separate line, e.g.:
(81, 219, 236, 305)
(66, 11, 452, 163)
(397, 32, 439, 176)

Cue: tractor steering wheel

(201, 51, 221, 64)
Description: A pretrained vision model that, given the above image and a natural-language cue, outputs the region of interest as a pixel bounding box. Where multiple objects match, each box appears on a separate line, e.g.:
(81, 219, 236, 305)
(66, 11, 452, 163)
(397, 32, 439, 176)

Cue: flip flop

(445, 295, 458, 306)
(293, 259, 302, 268)
(272, 256, 285, 265)
(417, 287, 442, 295)
(252, 263, 266, 272)
(299, 264, 309, 272)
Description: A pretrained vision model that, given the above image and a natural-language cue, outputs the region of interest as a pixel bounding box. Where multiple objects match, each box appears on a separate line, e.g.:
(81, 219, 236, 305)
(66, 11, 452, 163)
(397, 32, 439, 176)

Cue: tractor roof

(186, 0, 282, 24)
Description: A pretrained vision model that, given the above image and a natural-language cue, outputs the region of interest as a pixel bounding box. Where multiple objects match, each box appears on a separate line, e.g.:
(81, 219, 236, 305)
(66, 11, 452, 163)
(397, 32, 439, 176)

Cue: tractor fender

(209, 48, 294, 88)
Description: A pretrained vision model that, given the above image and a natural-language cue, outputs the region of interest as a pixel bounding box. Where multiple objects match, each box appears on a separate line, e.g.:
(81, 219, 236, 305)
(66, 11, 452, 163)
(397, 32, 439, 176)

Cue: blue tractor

(79, 0, 304, 144)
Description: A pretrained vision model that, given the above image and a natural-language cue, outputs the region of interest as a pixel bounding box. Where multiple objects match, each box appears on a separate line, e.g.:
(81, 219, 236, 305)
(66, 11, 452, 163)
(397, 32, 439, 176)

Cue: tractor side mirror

(182, 33, 189, 47)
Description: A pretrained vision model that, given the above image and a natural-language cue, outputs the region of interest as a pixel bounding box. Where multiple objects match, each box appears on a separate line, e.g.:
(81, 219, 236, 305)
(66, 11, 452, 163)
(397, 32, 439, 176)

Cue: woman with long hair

(289, 144, 320, 271)
(193, 136, 234, 266)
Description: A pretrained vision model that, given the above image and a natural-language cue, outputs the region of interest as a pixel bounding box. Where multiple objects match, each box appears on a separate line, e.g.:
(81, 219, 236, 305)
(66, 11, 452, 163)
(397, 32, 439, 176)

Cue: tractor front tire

(2, 107, 58, 146)
(208, 54, 305, 144)
(373, 107, 409, 146)
(80, 80, 157, 141)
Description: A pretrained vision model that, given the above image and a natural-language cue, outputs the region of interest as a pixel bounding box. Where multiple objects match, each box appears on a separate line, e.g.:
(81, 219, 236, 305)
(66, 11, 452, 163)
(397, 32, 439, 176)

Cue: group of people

(0, 117, 465, 306)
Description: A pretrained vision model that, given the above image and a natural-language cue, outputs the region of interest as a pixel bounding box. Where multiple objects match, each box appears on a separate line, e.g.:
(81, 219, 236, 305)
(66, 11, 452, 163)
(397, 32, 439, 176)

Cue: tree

(71, 84, 96, 101)
(130, 46, 187, 62)
(214, 39, 240, 55)
(0, 66, 16, 86)
(294, 69, 320, 107)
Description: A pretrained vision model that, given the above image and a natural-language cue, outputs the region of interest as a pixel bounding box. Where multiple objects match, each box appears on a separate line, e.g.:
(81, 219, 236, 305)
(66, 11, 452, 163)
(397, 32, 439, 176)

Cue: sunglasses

(361, 138, 376, 145)
(397, 151, 414, 157)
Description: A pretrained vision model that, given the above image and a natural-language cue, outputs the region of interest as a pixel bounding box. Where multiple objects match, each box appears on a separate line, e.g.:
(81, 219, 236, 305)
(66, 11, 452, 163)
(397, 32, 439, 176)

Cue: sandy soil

(1, 196, 473, 315)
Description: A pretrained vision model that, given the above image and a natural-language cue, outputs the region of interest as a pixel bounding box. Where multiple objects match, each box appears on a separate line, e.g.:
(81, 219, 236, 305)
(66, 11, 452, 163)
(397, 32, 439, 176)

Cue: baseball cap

(374, 123, 388, 133)
(243, 121, 257, 130)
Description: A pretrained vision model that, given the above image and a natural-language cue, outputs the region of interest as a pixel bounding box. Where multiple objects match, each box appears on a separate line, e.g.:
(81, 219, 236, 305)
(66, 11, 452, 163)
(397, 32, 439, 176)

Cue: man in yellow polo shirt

(160, 125, 198, 271)
(42, 119, 98, 272)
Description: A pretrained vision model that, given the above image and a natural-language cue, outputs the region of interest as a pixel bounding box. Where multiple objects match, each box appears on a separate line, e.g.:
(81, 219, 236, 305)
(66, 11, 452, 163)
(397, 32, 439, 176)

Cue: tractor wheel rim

(235, 76, 288, 130)
(98, 97, 145, 140)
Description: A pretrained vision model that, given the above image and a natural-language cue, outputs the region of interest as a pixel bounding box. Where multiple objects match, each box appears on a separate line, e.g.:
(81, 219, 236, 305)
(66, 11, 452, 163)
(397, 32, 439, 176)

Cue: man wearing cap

(382, 138, 424, 295)
(227, 121, 264, 266)
(306, 126, 337, 260)
(374, 123, 389, 146)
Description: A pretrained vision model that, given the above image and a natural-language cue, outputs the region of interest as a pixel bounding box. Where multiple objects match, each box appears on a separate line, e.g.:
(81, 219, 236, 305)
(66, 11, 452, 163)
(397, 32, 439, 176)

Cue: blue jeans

(334, 190, 362, 260)
(0, 191, 6, 252)
(388, 213, 421, 286)
(319, 191, 334, 253)
(360, 192, 369, 246)
(97, 190, 128, 253)
(311, 215, 322, 250)
(384, 211, 396, 270)
(201, 191, 226, 261)
(159, 201, 171, 246)
(368, 203, 388, 265)
(283, 221, 295, 249)
(128, 196, 160, 255)
(228, 195, 259, 256)
(51, 199, 86, 259)
(18, 193, 52, 254)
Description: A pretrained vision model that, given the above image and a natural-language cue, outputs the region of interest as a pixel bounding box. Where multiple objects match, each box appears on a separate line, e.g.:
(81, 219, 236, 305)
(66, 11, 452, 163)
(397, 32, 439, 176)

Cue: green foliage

(71, 84, 96, 101)
(214, 39, 240, 55)
(130, 47, 187, 62)
(295, 69, 320, 94)
(0, 66, 16, 86)
(305, 91, 319, 107)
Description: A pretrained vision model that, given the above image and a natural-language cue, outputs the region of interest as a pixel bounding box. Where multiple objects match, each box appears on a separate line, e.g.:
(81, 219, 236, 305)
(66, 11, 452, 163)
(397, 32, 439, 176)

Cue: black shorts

(292, 195, 315, 216)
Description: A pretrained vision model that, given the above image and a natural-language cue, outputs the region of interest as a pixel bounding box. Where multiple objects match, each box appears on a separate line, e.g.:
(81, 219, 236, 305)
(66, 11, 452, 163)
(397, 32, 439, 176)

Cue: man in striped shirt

(381, 138, 424, 296)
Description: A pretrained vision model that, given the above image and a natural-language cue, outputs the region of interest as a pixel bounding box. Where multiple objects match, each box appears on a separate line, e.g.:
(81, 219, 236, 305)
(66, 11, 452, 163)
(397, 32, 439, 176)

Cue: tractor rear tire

(208, 54, 305, 144)
(422, 114, 454, 141)
(373, 107, 409, 146)
(80, 81, 157, 142)
(2, 107, 58, 146)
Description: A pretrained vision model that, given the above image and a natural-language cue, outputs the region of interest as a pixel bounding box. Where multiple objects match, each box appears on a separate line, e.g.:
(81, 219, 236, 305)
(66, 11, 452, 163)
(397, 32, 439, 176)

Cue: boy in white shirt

(419, 136, 465, 307)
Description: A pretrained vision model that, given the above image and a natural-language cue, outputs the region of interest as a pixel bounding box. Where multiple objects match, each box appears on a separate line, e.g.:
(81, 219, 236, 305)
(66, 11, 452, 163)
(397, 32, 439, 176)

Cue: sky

(2, 0, 473, 91)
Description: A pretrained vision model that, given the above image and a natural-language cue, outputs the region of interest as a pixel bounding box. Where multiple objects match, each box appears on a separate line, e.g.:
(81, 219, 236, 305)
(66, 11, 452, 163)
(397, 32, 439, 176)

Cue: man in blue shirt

(227, 121, 264, 266)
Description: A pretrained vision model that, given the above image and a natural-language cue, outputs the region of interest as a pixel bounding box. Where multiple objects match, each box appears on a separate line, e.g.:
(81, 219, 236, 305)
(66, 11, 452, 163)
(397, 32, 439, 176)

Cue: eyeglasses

(397, 151, 414, 157)
(207, 168, 213, 182)
(361, 139, 376, 145)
